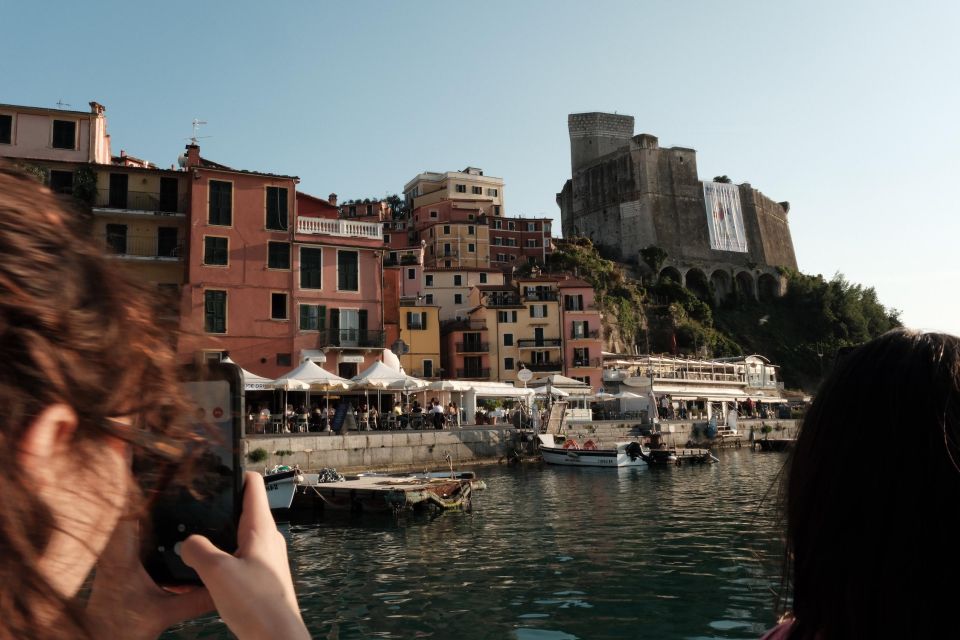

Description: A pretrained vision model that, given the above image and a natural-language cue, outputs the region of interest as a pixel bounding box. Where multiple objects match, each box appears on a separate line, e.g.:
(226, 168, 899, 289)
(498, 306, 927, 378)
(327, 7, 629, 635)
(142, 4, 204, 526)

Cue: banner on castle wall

(703, 182, 748, 253)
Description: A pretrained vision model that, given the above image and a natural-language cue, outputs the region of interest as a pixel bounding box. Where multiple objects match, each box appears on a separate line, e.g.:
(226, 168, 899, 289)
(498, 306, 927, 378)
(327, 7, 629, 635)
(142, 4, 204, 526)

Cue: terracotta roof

(476, 284, 513, 291)
(557, 277, 593, 288)
(197, 157, 298, 180)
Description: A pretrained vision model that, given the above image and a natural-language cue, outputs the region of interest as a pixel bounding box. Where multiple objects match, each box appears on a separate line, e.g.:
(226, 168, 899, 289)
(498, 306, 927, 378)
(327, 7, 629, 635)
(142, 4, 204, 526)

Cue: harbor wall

(242, 419, 801, 473)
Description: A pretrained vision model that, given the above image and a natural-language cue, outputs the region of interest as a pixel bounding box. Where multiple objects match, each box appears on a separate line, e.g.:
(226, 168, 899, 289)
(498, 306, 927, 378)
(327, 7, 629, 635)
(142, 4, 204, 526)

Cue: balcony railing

(517, 338, 562, 348)
(297, 217, 383, 239)
(384, 253, 421, 267)
(520, 361, 563, 372)
(569, 330, 601, 340)
(456, 342, 489, 353)
(523, 291, 558, 301)
(317, 329, 385, 348)
(94, 189, 187, 214)
(570, 358, 603, 368)
(485, 295, 522, 307)
(97, 234, 183, 260)
(456, 368, 490, 379)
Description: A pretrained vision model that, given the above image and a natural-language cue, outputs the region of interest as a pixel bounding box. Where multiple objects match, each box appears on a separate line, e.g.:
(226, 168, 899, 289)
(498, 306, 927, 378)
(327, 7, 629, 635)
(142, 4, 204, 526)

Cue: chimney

(89, 101, 105, 115)
(184, 143, 201, 168)
(328, 193, 338, 206)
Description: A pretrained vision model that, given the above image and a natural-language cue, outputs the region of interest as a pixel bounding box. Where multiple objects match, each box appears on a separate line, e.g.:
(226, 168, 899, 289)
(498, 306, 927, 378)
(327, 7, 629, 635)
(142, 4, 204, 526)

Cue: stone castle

(556, 112, 798, 302)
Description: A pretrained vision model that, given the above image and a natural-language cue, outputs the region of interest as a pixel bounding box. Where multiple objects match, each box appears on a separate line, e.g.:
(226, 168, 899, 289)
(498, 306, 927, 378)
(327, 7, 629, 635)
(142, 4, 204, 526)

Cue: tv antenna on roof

(56, 99, 71, 109)
(187, 119, 210, 145)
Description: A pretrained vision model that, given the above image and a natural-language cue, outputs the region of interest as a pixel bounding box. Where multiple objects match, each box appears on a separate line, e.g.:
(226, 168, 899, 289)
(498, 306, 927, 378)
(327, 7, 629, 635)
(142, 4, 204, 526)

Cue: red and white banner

(703, 182, 748, 253)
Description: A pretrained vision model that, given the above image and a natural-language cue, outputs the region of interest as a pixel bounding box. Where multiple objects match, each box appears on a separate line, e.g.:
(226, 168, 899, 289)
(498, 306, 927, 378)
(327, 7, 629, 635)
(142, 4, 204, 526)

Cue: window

(454, 275, 462, 286)
(430, 210, 438, 218)
(471, 186, 482, 195)
(158, 227, 179, 257)
(480, 273, 487, 284)
(425, 294, 434, 304)
(299, 304, 327, 331)
(572, 320, 590, 338)
(384, 234, 391, 244)
(487, 188, 498, 197)
(265, 186, 288, 230)
(497, 310, 517, 323)
(337, 250, 359, 291)
(366, 204, 373, 215)
(267, 242, 291, 269)
(503, 333, 513, 346)
(497, 253, 507, 262)
(105, 224, 127, 254)
(444, 243, 452, 256)
(468, 244, 475, 253)
(300, 247, 322, 289)
(494, 205, 501, 216)
(467, 225, 474, 235)
(532, 351, 551, 364)
(204, 236, 228, 265)
(48, 170, 73, 194)
(504, 357, 514, 370)
(208, 180, 232, 226)
(407, 311, 428, 330)
(455, 184, 466, 193)
(508, 222, 515, 231)
(443, 225, 450, 235)
(422, 360, 434, 378)
(527, 223, 537, 231)
(276, 353, 292, 367)
(51, 120, 76, 149)
(407, 268, 415, 280)
(445, 260, 451, 268)
(573, 347, 590, 367)
(204, 291, 227, 333)
(0, 114, 11, 144)
(454, 293, 463, 304)
(493, 220, 502, 230)
(271, 293, 288, 320)
(425, 274, 434, 287)
(530, 305, 547, 318)
(565, 294, 585, 311)
(526, 239, 538, 248)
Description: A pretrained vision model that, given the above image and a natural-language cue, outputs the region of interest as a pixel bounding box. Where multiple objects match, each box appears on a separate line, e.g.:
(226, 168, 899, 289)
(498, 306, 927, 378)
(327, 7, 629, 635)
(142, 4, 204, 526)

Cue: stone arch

(685, 268, 711, 302)
(758, 273, 779, 302)
(659, 266, 682, 285)
(735, 271, 756, 301)
(710, 269, 732, 305)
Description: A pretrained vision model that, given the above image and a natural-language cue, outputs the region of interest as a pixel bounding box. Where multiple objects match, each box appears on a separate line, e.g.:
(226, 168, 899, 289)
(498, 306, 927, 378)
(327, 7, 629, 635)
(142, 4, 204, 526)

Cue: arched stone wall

(685, 268, 711, 302)
(660, 266, 682, 284)
(735, 271, 756, 301)
(710, 270, 732, 305)
(758, 273, 779, 301)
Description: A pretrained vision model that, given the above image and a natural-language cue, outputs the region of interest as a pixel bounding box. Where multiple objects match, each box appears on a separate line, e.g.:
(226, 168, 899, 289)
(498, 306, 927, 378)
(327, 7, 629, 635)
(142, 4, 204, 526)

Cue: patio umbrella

(592, 390, 615, 401)
(275, 359, 352, 420)
(532, 385, 569, 397)
(613, 391, 643, 400)
(222, 356, 274, 391)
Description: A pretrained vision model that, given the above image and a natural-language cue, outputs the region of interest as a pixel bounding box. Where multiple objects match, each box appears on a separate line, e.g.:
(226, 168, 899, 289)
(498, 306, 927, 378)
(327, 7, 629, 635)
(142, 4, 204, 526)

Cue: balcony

(517, 338, 562, 348)
(456, 342, 489, 354)
(485, 294, 522, 307)
(93, 189, 188, 215)
(98, 234, 183, 261)
(523, 291, 558, 302)
(569, 330, 601, 340)
(520, 361, 563, 372)
(298, 217, 383, 239)
(456, 368, 490, 379)
(317, 329, 385, 348)
(570, 358, 603, 368)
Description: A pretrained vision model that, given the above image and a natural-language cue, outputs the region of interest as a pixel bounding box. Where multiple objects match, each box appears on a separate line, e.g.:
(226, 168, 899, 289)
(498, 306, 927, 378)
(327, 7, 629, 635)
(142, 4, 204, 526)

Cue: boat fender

(582, 440, 598, 451)
(562, 439, 580, 450)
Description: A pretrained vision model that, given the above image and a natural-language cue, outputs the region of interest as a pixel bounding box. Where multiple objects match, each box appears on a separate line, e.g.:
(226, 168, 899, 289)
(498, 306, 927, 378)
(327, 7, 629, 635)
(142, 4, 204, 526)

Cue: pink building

(442, 317, 491, 381)
(558, 277, 604, 389)
(0, 101, 111, 165)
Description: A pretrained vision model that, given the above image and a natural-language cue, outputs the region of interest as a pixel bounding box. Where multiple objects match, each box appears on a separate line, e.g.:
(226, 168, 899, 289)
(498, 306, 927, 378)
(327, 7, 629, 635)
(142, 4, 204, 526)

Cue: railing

(456, 368, 490, 379)
(297, 217, 383, 239)
(569, 330, 601, 340)
(570, 358, 602, 368)
(400, 254, 419, 265)
(520, 361, 562, 372)
(94, 189, 187, 214)
(97, 234, 183, 260)
(517, 338, 562, 348)
(485, 295, 522, 307)
(523, 291, 558, 301)
(456, 342, 489, 353)
(316, 329, 385, 348)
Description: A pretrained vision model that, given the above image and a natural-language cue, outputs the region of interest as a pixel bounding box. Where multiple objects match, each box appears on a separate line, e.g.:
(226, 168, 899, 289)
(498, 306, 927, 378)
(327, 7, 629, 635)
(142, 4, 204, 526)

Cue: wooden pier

(292, 474, 473, 514)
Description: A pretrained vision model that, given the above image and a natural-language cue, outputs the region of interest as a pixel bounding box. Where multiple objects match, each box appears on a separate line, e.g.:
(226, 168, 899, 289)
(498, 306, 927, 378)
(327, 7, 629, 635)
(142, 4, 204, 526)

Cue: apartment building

(398, 298, 441, 379)
(558, 278, 604, 389)
(421, 268, 505, 321)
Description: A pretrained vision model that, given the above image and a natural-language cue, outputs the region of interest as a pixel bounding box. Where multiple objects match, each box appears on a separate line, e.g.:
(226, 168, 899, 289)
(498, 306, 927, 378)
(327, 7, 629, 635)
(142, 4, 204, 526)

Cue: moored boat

(537, 434, 648, 467)
(265, 465, 303, 511)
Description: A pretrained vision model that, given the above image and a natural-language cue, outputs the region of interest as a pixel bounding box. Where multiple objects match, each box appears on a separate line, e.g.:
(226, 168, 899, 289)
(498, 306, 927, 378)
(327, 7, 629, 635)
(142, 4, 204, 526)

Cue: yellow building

(399, 298, 441, 379)
(423, 268, 505, 321)
(403, 167, 505, 216)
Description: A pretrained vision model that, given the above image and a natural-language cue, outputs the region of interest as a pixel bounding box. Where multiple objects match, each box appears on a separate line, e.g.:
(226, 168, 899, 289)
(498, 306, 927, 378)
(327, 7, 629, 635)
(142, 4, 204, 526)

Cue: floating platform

(642, 447, 718, 466)
(291, 474, 473, 515)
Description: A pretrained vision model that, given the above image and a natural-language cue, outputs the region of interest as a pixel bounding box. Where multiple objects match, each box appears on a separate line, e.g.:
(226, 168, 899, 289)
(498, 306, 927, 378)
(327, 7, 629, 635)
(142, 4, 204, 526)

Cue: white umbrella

(222, 356, 274, 391)
(613, 391, 643, 400)
(592, 390, 615, 400)
(532, 385, 569, 397)
(276, 359, 352, 423)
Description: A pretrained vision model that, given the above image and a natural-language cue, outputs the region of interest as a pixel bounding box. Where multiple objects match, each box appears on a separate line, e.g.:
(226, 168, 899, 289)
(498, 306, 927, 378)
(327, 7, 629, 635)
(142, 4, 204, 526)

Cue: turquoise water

(169, 449, 787, 639)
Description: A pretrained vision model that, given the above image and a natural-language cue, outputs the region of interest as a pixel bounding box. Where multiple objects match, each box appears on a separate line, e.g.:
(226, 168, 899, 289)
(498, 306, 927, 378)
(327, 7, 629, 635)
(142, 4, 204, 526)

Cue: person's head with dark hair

(0, 163, 205, 638)
(780, 328, 960, 639)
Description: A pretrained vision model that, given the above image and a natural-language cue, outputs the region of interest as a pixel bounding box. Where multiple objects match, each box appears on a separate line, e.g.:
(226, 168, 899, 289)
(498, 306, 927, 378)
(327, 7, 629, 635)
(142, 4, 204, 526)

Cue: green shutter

(421, 312, 427, 330)
(330, 308, 339, 329)
(318, 306, 326, 331)
(299, 305, 310, 330)
(406, 311, 413, 328)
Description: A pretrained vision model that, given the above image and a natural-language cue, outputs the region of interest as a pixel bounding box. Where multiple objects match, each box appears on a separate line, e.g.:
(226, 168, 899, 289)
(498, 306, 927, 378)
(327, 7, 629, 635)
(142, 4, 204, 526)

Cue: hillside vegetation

(533, 239, 901, 391)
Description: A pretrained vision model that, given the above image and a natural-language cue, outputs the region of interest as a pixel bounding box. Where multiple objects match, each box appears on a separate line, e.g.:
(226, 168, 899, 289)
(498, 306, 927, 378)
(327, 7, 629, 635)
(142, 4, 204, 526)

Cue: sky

(4, 1, 958, 333)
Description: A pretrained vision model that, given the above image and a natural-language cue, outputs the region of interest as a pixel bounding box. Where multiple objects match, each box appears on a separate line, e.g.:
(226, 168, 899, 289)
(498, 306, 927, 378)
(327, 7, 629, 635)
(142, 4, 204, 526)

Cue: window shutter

(421, 312, 427, 329)
(543, 305, 548, 317)
(330, 308, 339, 329)
(584, 320, 589, 335)
(358, 309, 368, 331)
(406, 311, 413, 328)
(318, 306, 326, 331)
(300, 305, 310, 330)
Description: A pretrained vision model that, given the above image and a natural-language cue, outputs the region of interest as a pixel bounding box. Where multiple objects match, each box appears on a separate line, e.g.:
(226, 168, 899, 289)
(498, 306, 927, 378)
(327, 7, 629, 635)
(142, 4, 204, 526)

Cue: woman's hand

(85, 520, 215, 640)
(181, 472, 309, 640)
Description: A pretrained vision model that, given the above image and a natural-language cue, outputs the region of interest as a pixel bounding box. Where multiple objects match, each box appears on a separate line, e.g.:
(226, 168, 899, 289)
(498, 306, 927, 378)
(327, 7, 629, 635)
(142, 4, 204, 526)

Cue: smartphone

(141, 360, 244, 585)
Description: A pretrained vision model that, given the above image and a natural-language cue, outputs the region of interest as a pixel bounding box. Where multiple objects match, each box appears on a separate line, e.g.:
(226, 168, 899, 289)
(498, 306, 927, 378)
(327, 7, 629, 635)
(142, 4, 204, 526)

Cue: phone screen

(142, 364, 242, 585)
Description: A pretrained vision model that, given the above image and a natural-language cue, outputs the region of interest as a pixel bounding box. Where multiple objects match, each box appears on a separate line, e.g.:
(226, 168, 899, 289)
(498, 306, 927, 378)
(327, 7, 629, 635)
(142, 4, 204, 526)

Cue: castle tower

(567, 112, 635, 173)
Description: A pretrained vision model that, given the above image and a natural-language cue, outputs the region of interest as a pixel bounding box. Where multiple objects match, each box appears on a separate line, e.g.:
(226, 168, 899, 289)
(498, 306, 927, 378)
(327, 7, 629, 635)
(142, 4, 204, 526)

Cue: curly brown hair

(0, 162, 198, 639)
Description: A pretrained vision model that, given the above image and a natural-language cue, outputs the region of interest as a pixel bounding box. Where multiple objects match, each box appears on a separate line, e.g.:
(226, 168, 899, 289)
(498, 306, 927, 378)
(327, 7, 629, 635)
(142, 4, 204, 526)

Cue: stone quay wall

(242, 418, 801, 474)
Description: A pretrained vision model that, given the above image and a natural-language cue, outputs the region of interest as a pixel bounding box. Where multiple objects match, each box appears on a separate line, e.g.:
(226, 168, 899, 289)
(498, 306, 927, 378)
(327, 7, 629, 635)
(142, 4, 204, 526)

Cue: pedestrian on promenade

(765, 329, 960, 639)
(0, 164, 309, 639)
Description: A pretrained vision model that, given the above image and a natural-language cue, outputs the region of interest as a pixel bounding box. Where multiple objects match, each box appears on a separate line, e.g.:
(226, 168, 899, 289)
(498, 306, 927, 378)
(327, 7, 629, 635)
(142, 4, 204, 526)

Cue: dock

(292, 474, 473, 514)
(752, 438, 795, 452)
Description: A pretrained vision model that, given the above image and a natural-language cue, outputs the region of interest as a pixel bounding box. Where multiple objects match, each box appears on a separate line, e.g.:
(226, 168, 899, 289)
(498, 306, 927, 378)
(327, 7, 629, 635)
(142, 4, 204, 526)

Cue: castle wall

(568, 112, 635, 174)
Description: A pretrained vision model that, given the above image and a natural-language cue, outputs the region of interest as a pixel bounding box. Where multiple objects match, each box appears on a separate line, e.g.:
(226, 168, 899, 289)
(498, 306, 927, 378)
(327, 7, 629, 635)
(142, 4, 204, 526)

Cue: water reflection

(164, 450, 787, 639)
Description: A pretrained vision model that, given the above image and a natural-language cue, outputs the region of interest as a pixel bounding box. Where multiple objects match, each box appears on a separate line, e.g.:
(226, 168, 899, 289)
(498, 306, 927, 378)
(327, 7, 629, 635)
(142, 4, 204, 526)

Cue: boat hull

(540, 445, 645, 467)
(265, 469, 300, 511)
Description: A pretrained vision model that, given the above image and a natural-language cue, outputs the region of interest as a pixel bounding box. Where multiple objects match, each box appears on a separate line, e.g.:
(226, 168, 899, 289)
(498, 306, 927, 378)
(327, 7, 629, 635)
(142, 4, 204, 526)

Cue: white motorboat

(264, 465, 303, 511)
(537, 434, 647, 468)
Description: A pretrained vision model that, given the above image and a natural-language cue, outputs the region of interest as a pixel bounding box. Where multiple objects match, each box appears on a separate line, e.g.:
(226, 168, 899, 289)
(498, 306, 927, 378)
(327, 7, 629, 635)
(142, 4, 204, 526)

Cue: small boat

(265, 465, 304, 511)
(754, 438, 795, 452)
(637, 446, 718, 466)
(356, 470, 487, 491)
(537, 434, 648, 467)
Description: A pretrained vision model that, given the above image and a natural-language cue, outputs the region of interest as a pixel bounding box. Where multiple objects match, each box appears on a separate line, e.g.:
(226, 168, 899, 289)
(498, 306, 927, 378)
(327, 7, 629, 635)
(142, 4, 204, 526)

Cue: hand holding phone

(181, 473, 310, 640)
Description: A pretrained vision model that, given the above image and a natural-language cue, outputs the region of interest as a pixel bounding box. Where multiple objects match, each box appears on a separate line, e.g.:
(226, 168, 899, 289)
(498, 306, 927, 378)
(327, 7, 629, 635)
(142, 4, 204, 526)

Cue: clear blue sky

(5, 1, 957, 334)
